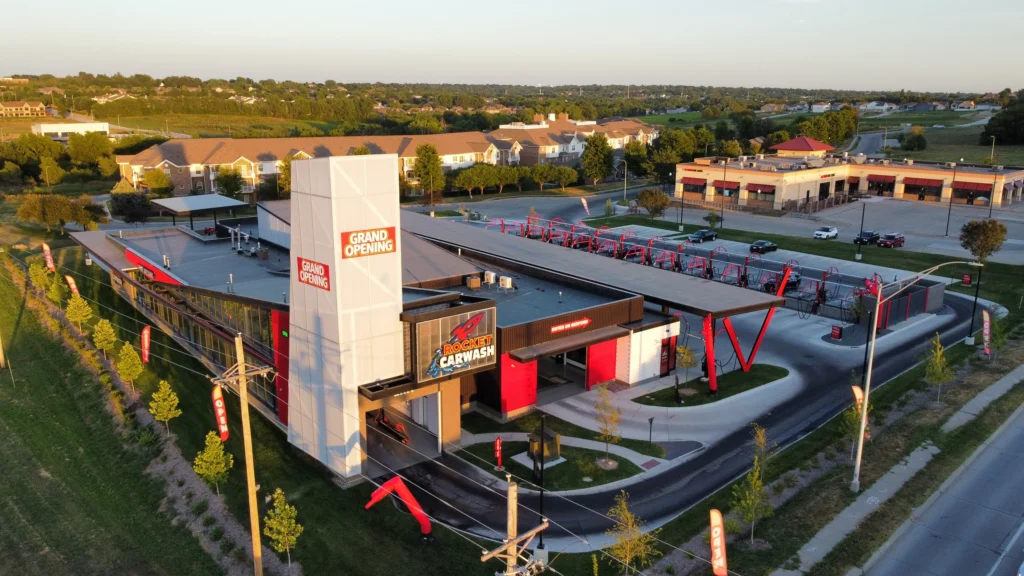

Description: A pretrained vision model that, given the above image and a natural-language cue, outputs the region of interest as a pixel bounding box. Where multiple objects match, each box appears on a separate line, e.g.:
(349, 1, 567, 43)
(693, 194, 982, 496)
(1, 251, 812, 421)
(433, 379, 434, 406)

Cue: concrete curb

(858, 401, 1024, 575)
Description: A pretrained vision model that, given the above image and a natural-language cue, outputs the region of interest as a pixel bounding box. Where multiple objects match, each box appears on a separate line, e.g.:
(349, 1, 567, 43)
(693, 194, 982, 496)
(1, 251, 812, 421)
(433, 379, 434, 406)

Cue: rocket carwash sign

(416, 308, 497, 383)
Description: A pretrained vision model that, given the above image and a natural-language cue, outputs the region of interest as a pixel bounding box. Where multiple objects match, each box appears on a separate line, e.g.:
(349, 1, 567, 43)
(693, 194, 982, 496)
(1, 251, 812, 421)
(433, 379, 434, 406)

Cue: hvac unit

(465, 276, 481, 290)
(483, 271, 497, 286)
(756, 154, 765, 160)
(738, 156, 748, 162)
(498, 276, 514, 292)
(905, 159, 914, 166)
(995, 165, 1004, 171)
(749, 162, 757, 169)
(881, 159, 890, 166)
(945, 162, 957, 169)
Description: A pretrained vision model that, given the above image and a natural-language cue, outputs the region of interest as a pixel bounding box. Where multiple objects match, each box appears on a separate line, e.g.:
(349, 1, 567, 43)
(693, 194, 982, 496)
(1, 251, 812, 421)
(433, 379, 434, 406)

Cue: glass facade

(124, 270, 278, 411)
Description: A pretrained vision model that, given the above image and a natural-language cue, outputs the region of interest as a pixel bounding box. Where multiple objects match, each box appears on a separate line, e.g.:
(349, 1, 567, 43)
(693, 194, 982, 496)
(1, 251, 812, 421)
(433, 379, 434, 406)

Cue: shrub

(230, 545, 245, 562)
(210, 526, 224, 541)
(724, 517, 742, 534)
(177, 478, 186, 487)
(191, 499, 209, 516)
(202, 515, 217, 527)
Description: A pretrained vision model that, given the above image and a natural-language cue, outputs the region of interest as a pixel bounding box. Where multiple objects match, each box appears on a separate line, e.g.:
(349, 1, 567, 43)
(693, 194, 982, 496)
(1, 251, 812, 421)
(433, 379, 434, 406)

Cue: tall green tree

(925, 332, 955, 401)
(39, 156, 66, 187)
(717, 139, 743, 157)
(92, 318, 117, 360)
(960, 219, 1007, 263)
(149, 380, 182, 434)
(731, 455, 773, 546)
(622, 140, 647, 178)
(68, 132, 113, 167)
(116, 342, 144, 393)
(453, 167, 481, 198)
(637, 188, 670, 219)
(530, 163, 558, 191)
(412, 144, 445, 204)
(214, 168, 245, 200)
(555, 165, 578, 192)
(193, 431, 234, 495)
(494, 165, 519, 194)
(580, 134, 614, 185)
(65, 293, 93, 331)
(263, 488, 304, 566)
(277, 155, 296, 195)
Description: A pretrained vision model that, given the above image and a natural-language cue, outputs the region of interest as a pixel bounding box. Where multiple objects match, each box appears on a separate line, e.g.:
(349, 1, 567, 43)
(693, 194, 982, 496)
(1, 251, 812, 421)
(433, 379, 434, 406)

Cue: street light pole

(850, 261, 981, 492)
(965, 266, 983, 345)
(623, 158, 627, 203)
(537, 414, 546, 552)
(855, 202, 865, 261)
(945, 163, 958, 237)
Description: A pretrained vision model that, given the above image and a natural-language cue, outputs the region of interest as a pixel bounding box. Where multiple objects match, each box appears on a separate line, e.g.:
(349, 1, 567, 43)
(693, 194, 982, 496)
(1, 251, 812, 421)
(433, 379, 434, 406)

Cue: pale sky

(2, 0, 1021, 93)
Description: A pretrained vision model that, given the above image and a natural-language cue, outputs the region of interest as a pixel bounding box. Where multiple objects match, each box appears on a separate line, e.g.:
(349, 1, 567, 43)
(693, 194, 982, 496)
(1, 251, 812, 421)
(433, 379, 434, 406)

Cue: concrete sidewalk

(942, 363, 1024, 433)
(770, 443, 941, 576)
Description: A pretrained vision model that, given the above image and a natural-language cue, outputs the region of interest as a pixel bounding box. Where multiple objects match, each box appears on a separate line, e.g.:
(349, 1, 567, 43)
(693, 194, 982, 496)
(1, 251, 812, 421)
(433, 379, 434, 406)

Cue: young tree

(149, 380, 182, 434)
(93, 318, 117, 360)
(453, 168, 480, 199)
(604, 198, 615, 217)
(116, 342, 144, 393)
(960, 219, 1007, 263)
(751, 422, 775, 482)
(580, 134, 614, 185)
(623, 140, 648, 178)
(513, 166, 529, 192)
(530, 164, 557, 191)
(111, 178, 136, 194)
(65, 293, 93, 331)
(676, 345, 697, 384)
(839, 378, 873, 459)
(925, 332, 955, 401)
(277, 155, 296, 195)
(28, 262, 50, 292)
(731, 456, 773, 546)
(412, 144, 445, 204)
(46, 273, 67, 305)
(594, 385, 621, 465)
(263, 488, 304, 566)
(352, 145, 371, 155)
(605, 490, 661, 573)
(142, 169, 173, 198)
(555, 165, 578, 192)
(704, 210, 721, 229)
(193, 431, 234, 495)
(636, 188, 670, 219)
(494, 165, 519, 194)
(214, 168, 245, 200)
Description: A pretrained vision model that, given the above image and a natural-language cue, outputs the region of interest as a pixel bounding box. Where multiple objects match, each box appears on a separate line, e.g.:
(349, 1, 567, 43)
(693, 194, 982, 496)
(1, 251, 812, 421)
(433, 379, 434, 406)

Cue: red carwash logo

(426, 313, 494, 379)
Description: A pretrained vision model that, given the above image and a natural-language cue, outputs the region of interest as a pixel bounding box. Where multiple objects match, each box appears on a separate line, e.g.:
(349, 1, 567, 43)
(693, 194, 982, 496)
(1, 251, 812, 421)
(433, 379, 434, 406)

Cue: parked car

(877, 233, 905, 248)
(853, 230, 880, 245)
(932, 124, 945, 128)
(813, 226, 838, 240)
(689, 229, 718, 243)
(749, 240, 778, 254)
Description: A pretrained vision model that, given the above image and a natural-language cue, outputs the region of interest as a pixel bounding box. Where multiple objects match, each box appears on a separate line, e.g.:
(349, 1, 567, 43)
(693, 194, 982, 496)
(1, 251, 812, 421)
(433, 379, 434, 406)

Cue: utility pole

(855, 203, 866, 261)
(211, 334, 273, 576)
(480, 474, 549, 576)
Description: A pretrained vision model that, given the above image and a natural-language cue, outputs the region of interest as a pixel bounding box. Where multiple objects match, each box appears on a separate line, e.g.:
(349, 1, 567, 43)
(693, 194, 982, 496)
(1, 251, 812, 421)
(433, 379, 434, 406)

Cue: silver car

(813, 226, 838, 240)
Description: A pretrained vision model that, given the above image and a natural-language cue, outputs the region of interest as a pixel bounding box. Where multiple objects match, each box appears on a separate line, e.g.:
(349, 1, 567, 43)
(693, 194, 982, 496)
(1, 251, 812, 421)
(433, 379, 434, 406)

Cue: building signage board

(211, 385, 229, 442)
(983, 310, 991, 355)
(42, 243, 55, 272)
(64, 275, 79, 296)
(962, 273, 972, 286)
(831, 325, 842, 340)
(296, 257, 331, 291)
(415, 308, 497, 383)
(141, 326, 151, 363)
(550, 317, 591, 334)
(341, 226, 397, 259)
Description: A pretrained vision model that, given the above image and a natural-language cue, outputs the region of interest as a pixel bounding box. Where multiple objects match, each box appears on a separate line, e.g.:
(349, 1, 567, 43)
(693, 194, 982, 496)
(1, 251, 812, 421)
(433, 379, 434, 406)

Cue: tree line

(0, 132, 163, 191)
(982, 88, 1024, 146)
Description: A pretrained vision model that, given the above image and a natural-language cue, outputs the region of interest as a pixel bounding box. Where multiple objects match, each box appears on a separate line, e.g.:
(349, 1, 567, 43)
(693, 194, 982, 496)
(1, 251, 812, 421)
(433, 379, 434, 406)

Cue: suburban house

(932, 102, 949, 110)
(910, 103, 936, 112)
(117, 132, 508, 200)
(0, 101, 46, 118)
(485, 113, 658, 166)
(664, 106, 691, 114)
(38, 87, 64, 96)
(953, 100, 976, 110)
(811, 102, 830, 113)
(785, 102, 810, 113)
(759, 103, 784, 113)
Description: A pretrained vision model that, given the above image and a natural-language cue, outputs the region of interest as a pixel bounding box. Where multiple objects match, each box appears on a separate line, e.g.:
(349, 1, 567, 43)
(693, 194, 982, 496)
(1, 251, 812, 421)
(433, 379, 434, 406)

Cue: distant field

(112, 114, 343, 138)
(634, 111, 705, 127)
(0, 116, 78, 137)
(860, 110, 991, 130)
(893, 125, 1024, 166)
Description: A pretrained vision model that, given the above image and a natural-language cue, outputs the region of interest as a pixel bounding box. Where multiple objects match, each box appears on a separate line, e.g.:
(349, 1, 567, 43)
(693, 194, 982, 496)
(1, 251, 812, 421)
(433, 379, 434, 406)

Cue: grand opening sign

(341, 227, 397, 259)
(296, 257, 331, 291)
(416, 308, 497, 383)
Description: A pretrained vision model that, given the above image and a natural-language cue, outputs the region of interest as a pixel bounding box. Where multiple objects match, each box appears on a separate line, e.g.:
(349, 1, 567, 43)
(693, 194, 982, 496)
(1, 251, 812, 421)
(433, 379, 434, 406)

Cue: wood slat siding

(497, 296, 642, 354)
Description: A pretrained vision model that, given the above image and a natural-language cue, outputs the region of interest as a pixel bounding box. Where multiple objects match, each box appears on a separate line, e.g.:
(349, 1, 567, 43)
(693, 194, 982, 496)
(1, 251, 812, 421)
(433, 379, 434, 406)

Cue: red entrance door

(659, 335, 677, 376)
(585, 340, 617, 390)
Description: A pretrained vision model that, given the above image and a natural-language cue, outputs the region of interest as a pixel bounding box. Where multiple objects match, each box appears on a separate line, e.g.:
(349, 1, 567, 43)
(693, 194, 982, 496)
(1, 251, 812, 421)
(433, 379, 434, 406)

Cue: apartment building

(485, 112, 658, 166)
(0, 101, 46, 118)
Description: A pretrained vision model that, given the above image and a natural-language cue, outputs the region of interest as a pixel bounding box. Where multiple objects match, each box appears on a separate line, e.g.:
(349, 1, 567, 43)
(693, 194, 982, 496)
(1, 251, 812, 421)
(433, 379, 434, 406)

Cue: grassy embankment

(633, 364, 789, 407)
(459, 442, 644, 492)
(110, 114, 343, 138)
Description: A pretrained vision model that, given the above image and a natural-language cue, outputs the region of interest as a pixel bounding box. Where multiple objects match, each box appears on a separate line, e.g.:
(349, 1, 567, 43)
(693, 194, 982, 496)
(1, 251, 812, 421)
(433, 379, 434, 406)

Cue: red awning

(953, 181, 992, 192)
(903, 178, 943, 187)
(712, 180, 739, 188)
(681, 177, 707, 186)
(746, 183, 776, 193)
(848, 176, 860, 184)
(867, 174, 896, 183)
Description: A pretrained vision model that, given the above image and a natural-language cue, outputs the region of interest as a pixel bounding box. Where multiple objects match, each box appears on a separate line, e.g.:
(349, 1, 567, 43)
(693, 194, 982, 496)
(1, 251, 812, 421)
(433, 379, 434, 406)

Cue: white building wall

(257, 206, 291, 249)
(287, 154, 405, 479)
(624, 322, 681, 385)
(615, 335, 631, 383)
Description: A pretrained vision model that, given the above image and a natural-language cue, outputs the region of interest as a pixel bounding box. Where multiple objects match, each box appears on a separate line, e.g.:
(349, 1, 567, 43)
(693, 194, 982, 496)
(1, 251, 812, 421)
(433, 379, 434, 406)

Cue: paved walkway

(942, 363, 1024, 433)
(770, 443, 941, 576)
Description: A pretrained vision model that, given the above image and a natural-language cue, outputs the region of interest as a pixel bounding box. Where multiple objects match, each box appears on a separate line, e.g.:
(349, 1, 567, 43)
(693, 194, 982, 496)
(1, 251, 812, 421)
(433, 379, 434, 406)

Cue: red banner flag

(42, 243, 55, 272)
(494, 437, 503, 470)
(212, 385, 229, 442)
(982, 310, 991, 356)
(64, 275, 79, 296)
(851, 385, 864, 406)
(709, 509, 728, 576)
(141, 326, 151, 364)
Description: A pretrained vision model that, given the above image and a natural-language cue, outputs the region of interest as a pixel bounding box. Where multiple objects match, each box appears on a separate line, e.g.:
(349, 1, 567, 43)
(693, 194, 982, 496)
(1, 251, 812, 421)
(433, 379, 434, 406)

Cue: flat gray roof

(258, 200, 291, 224)
(152, 194, 248, 215)
(402, 212, 784, 318)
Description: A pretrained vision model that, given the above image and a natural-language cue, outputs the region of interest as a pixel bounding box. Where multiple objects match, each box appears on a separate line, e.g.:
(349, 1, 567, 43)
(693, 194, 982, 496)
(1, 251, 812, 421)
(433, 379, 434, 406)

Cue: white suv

(813, 226, 838, 240)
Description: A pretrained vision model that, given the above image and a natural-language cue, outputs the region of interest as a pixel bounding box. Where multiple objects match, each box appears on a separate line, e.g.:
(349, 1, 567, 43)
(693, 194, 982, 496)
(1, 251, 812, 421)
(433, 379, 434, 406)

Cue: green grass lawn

(632, 111, 704, 127)
(110, 114, 343, 138)
(35, 246, 500, 576)
(859, 110, 991, 130)
(458, 442, 643, 491)
(633, 364, 789, 407)
(0, 262, 222, 575)
(0, 195, 79, 259)
(891, 124, 1024, 166)
(0, 116, 79, 137)
(461, 411, 665, 459)
(582, 213, 680, 232)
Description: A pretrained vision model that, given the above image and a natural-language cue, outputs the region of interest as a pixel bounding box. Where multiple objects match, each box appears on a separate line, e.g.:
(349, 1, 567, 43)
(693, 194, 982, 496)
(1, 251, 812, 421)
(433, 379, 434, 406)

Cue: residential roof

(151, 195, 248, 215)
(486, 114, 656, 150)
(0, 101, 44, 108)
(769, 136, 835, 152)
(120, 132, 499, 168)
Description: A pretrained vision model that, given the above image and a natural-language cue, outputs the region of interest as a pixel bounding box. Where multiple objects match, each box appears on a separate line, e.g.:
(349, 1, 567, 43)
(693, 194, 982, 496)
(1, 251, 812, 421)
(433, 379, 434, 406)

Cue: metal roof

(151, 194, 248, 215)
(402, 213, 784, 318)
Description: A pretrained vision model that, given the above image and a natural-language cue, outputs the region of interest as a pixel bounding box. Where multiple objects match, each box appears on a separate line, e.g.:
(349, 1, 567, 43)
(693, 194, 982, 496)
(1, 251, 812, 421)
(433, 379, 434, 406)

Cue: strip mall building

(72, 155, 734, 483)
(675, 136, 1024, 210)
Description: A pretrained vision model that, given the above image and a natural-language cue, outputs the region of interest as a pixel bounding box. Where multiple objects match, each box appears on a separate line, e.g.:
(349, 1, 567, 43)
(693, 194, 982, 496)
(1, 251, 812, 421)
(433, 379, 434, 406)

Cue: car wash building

(72, 154, 778, 484)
